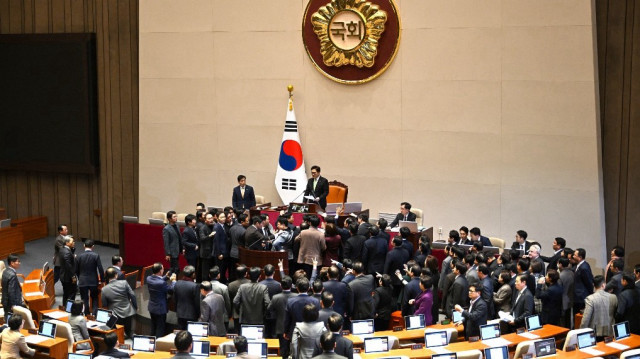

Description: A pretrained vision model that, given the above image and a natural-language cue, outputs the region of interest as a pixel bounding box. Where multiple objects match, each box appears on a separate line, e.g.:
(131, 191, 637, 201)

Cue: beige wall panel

(402, 0, 501, 29)
(140, 0, 214, 33)
(502, 0, 592, 27)
(501, 135, 599, 191)
(140, 78, 215, 125)
(401, 28, 501, 81)
(140, 32, 215, 79)
(502, 81, 598, 137)
(338, 175, 404, 215)
(502, 26, 595, 81)
(211, 0, 303, 32)
(402, 80, 501, 133)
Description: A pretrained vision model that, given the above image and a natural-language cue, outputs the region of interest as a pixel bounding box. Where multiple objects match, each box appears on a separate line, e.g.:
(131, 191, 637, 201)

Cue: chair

(457, 349, 483, 359)
(176, 213, 188, 222)
(410, 208, 423, 226)
(621, 349, 640, 359)
(216, 341, 236, 355)
(255, 195, 265, 205)
(151, 212, 166, 223)
(51, 319, 94, 354)
(156, 333, 177, 352)
(140, 265, 154, 286)
(489, 237, 505, 251)
(327, 180, 348, 204)
(11, 305, 37, 330)
(562, 328, 593, 350)
(125, 270, 140, 289)
(513, 340, 536, 359)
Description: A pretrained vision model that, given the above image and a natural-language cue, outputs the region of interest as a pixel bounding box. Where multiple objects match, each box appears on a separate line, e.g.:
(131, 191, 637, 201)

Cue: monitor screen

(425, 331, 448, 348)
(525, 314, 542, 331)
(104, 314, 118, 329)
(431, 354, 457, 359)
(351, 319, 375, 335)
(68, 354, 91, 359)
(577, 331, 596, 349)
(364, 336, 389, 353)
(247, 341, 267, 358)
(241, 325, 264, 340)
(480, 324, 500, 340)
(534, 338, 556, 357)
(613, 322, 630, 340)
(38, 321, 57, 338)
(96, 309, 112, 323)
(132, 335, 156, 352)
(187, 322, 209, 338)
(484, 346, 508, 359)
(452, 311, 462, 323)
(404, 314, 425, 330)
(190, 340, 211, 357)
(65, 300, 74, 313)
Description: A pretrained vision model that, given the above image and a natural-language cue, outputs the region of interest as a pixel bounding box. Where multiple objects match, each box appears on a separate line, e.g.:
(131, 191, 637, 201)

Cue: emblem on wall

(303, 0, 401, 84)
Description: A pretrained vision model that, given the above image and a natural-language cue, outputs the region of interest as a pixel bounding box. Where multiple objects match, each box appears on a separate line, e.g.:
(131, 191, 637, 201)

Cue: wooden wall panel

(0, 0, 138, 245)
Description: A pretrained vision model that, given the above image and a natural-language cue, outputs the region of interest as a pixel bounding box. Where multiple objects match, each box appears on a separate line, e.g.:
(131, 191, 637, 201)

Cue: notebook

(484, 346, 508, 359)
(525, 314, 542, 331)
(425, 331, 448, 348)
(187, 321, 209, 338)
(364, 336, 389, 353)
(351, 319, 375, 336)
(190, 340, 211, 357)
(241, 325, 264, 340)
(577, 330, 596, 349)
(613, 321, 630, 340)
(404, 314, 425, 330)
(132, 335, 156, 352)
(534, 338, 556, 358)
(247, 341, 267, 358)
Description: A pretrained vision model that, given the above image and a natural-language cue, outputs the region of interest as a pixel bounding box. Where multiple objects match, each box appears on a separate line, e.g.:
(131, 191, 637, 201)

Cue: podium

(239, 247, 289, 280)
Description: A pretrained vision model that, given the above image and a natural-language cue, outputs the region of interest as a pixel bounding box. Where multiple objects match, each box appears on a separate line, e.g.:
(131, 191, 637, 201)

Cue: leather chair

(177, 213, 188, 222)
(489, 237, 506, 251)
(151, 212, 166, 223)
(327, 180, 348, 204)
(156, 333, 177, 352)
(621, 349, 640, 359)
(457, 349, 483, 359)
(410, 208, 423, 226)
(51, 319, 94, 354)
(11, 305, 37, 330)
(513, 340, 536, 359)
(255, 195, 265, 205)
(562, 328, 593, 350)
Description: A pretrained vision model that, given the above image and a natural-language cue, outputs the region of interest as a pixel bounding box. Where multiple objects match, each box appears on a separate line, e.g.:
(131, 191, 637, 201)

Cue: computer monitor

(95, 309, 112, 323)
(38, 320, 57, 338)
(525, 314, 542, 331)
(479, 323, 500, 340)
(240, 325, 264, 340)
(364, 336, 389, 353)
(399, 221, 418, 232)
(577, 330, 596, 349)
(247, 341, 267, 359)
(68, 354, 92, 359)
(187, 322, 209, 338)
(351, 319, 375, 335)
(452, 311, 462, 323)
(484, 346, 509, 359)
(65, 300, 74, 313)
(132, 335, 156, 352)
(431, 354, 457, 359)
(613, 321, 630, 340)
(103, 314, 118, 329)
(534, 338, 556, 358)
(404, 314, 425, 330)
(190, 340, 211, 357)
(424, 331, 448, 348)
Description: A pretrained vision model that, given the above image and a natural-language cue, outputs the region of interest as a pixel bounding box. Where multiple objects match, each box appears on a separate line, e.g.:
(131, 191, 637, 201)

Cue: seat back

(151, 212, 167, 223)
(327, 180, 348, 204)
(513, 340, 535, 359)
(176, 213, 188, 222)
(621, 349, 640, 359)
(457, 349, 483, 359)
(489, 237, 505, 250)
(12, 305, 36, 330)
(140, 265, 154, 286)
(563, 328, 593, 350)
(410, 208, 423, 225)
(255, 195, 265, 205)
(216, 341, 236, 355)
(51, 319, 75, 352)
(125, 270, 140, 290)
(156, 333, 177, 352)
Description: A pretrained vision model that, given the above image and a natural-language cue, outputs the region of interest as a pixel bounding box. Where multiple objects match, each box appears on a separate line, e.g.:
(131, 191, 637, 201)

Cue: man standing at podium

(232, 175, 256, 210)
(304, 165, 329, 210)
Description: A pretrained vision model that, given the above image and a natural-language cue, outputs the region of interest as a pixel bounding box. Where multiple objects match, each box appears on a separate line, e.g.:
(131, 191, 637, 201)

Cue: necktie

(313, 179, 317, 191)
(241, 186, 245, 198)
(404, 215, 407, 221)
(515, 291, 522, 305)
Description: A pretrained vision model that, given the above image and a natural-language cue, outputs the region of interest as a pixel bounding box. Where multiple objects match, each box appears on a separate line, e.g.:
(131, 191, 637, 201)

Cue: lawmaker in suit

(455, 283, 488, 340)
(0, 313, 36, 358)
(284, 278, 320, 338)
(232, 175, 257, 210)
(199, 281, 227, 336)
(445, 262, 469, 318)
(181, 214, 199, 268)
(509, 274, 534, 329)
(297, 216, 326, 278)
(469, 227, 492, 248)
(313, 314, 353, 359)
(390, 202, 417, 228)
(1, 254, 25, 313)
(53, 224, 68, 283)
(291, 304, 326, 359)
(540, 237, 565, 271)
(175, 266, 201, 329)
(163, 211, 182, 275)
(172, 331, 196, 359)
(233, 335, 262, 359)
(581, 275, 617, 337)
(76, 239, 104, 315)
(268, 276, 297, 359)
(233, 267, 271, 325)
(100, 332, 131, 358)
(510, 230, 531, 253)
(244, 216, 267, 250)
(59, 236, 77, 305)
(348, 262, 375, 320)
(572, 248, 594, 313)
(102, 267, 138, 339)
(304, 165, 329, 210)
(313, 331, 349, 359)
(535, 270, 563, 326)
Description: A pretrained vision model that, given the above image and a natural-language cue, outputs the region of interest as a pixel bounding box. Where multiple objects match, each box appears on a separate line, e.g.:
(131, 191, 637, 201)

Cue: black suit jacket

(573, 261, 594, 304)
(462, 297, 488, 339)
(284, 294, 320, 336)
(313, 334, 354, 359)
(304, 176, 329, 210)
(390, 211, 417, 228)
(384, 247, 409, 286)
(174, 280, 201, 320)
(478, 236, 492, 248)
(510, 241, 531, 252)
(541, 250, 562, 271)
(59, 245, 76, 283)
(446, 275, 469, 317)
(323, 279, 353, 317)
(244, 225, 266, 250)
(76, 249, 104, 287)
(535, 283, 563, 325)
(100, 348, 131, 358)
(181, 226, 199, 262)
(348, 275, 375, 319)
(232, 185, 256, 210)
(1, 268, 24, 310)
(511, 288, 534, 327)
(344, 234, 366, 262)
(198, 224, 215, 259)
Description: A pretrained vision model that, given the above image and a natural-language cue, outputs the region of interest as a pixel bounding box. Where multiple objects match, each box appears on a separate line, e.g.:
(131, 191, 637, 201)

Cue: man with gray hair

(528, 244, 546, 275)
(199, 281, 227, 336)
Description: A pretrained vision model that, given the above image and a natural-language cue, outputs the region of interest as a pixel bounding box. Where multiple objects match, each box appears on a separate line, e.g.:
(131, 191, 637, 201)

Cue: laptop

(351, 319, 375, 336)
(187, 321, 209, 338)
(425, 330, 448, 348)
(577, 330, 596, 349)
(431, 354, 457, 359)
(364, 336, 389, 353)
(132, 335, 156, 352)
(613, 321, 630, 340)
(480, 323, 501, 341)
(404, 314, 425, 330)
(484, 346, 509, 359)
(68, 354, 92, 359)
(0, 218, 10, 228)
(247, 341, 268, 359)
(65, 300, 74, 313)
(241, 325, 264, 340)
(38, 320, 57, 338)
(525, 314, 542, 331)
(88, 309, 117, 330)
(399, 221, 418, 232)
(122, 215, 139, 223)
(148, 218, 165, 225)
(190, 340, 211, 357)
(534, 338, 557, 357)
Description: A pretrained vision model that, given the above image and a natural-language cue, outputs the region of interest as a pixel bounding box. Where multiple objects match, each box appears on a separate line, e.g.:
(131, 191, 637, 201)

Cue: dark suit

(362, 235, 387, 275)
(76, 249, 104, 315)
(402, 277, 422, 316)
(511, 288, 534, 328)
(304, 175, 329, 210)
(390, 211, 417, 228)
(181, 226, 199, 267)
(213, 222, 228, 282)
(401, 240, 414, 261)
(284, 293, 320, 336)
(244, 225, 266, 250)
(616, 287, 640, 334)
(349, 274, 375, 319)
(510, 241, 531, 253)
(446, 275, 469, 317)
(477, 236, 492, 248)
(541, 250, 562, 271)
(59, 245, 77, 304)
(461, 297, 488, 339)
(147, 274, 175, 337)
(198, 223, 215, 279)
(313, 333, 353, 359)
(573, 261, 594, 310)
(323, 279, 353, 318)
(260, 277, 282, 338)
(232, 185, 256, 210)
(100, 348, 131, 358)
(535, 283, 563, 325)
(175, 279, 201, 328)
(1, 267, 24, 311)
(163, 223, 182, 274)
(384, 247, 409, 287)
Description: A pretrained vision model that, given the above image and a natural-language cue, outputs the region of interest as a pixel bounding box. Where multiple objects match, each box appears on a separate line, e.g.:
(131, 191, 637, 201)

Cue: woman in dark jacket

(373, 274, 395, 331)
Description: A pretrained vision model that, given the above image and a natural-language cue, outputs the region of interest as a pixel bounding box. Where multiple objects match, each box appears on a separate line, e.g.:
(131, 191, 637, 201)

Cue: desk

(260, 209, 323, 227)
(20, 329, 68, 359)
(119, 221, 188, 268)
(23, 269, 55, 315)
(0, 224, 25, 258)
(345, 322, 464, 345)
(132, 354, 282, 359)
(558, 334, 640, 358)
(40, 308, 126, 344)
(12, 215, 48, 242)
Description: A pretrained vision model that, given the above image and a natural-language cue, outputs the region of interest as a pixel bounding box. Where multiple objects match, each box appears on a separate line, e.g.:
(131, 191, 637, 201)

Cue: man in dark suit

(228, 266, 250, 333)
(267, 276, 297, 359)
(385, 237, 409, 296)
(323, 266, 352, 320)
(147, 262, 177, 337)
(344, 223, 366, 263)
(535, 269, 563, 326)
(59, 236, 77, 305)
(198, 213, 216, 280)
(312, 314, 354, 359)
(228, 213, 249, 281)
(200, 280, 227, 337)
(318, 292, 339, 324)
(181, 214, 199, 268)
(401, 264, 423, 316)
(572, 248, 594, 313)
(399, 227, 415, 260)
(232, 175, 257, 210)
(259, 264, 282, 338)
(390, 202, 417, 228)
(304, 165, 329, 210)
(455, 283, 488, 340)
(362, 226, 387, 275)
(163, 210, 182, 275)
(53, 224, 68, 283)
(541, 237, 565, 271)
(175, 265, 201, 329)
(1, 254, 25, 313)
(348, 261, 375, 320)
(446, 262, 469, 318)
(100, 332, 131, 358)
(213, 212, 228, 283)
(244, 216, 267, 250)
(284, 278, 320, 339)
(102, 267, 138, 338)
(233, 267, 270, 325)
(313, 331, 351, 359)
(510, 274, 534, 329)
(469, 227, 492, 248)
(477, 264, 494, 318)
(110, 255, 126, 280)
(76, 239, 104, 315)
(510, 230, 531, 253)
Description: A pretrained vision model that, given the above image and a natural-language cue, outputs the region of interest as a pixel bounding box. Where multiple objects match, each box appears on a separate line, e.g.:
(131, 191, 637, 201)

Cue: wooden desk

(132, 354, 282, 359)
(40, 308, 126, 344)
(0, 224, 25, 258)
(20, 329, 68, 359)
(119, 221, 188, 268)
(558, 334, 640, 359)
(23, 269, 55, 315)
(158, 333, 280, 352)
(345, 322, 464, 345)
(12, 215, 48, 242)
(239, 247, 288, 279)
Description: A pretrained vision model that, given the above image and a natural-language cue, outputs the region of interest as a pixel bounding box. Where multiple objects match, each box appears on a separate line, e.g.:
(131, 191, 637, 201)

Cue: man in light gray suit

(102, 267, 137, 338)
(199, 281, 227, 336)
(581, 275, 617, 338)
(233, 267, 270, 325)
(163, 210, 182, 274)
(209, 266, 231, 330)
